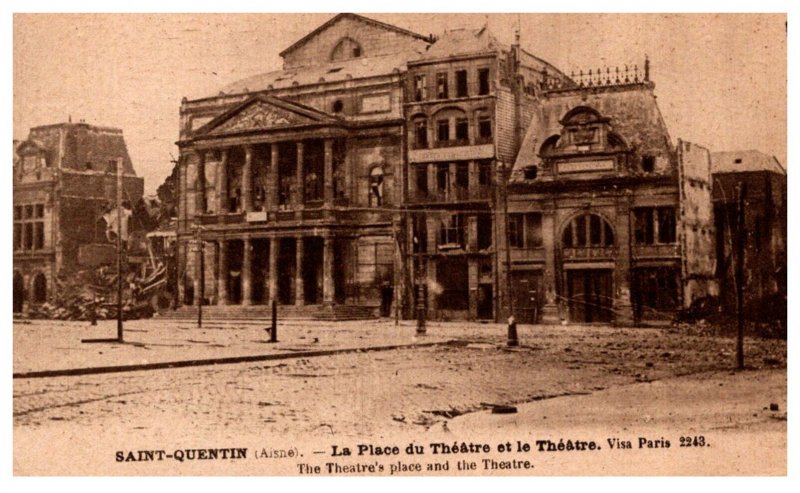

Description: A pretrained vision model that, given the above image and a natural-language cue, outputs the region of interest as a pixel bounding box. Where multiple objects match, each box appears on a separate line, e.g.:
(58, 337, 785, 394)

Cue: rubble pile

(28, 264, 165, 321)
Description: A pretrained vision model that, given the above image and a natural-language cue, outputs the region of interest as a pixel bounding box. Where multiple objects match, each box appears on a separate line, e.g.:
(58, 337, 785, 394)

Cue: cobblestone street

(14, 320, 786, 443)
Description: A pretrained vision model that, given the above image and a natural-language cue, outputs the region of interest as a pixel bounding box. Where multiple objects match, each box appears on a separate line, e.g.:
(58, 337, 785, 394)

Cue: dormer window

(331, 37, 363, 62)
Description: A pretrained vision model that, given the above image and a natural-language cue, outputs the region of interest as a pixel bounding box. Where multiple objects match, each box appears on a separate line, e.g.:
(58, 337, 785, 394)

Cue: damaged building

(507, 70, 717, 326)
(171, 14, 432, 319)
(169, 13, 724, 324)
(711, 150, 786, 321)
(13, 122, 144, 313)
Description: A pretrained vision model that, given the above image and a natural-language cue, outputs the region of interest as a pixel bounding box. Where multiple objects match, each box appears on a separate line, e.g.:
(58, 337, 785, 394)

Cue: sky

(13, 12, 787, 195)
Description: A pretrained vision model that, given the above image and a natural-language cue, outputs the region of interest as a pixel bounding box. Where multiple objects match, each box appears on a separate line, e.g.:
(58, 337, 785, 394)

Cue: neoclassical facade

(173, 14, 430, 318)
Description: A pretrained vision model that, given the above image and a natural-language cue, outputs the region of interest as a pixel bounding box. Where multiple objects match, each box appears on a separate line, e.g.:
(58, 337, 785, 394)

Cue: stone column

(270, 143, 280, 210)
(243, 145, 253, 213)
(242, 238, 252, 305)
(217, 148, 228, 215)
(614, 197, 634, 326)
(268, 237, 279, 303)
(467, 215, 478, 252)
(323, 235, 335, 305)
(324, 139, 334, 207)
(540, 202, 560, 324)
(217, 240, 229, 305)
(211, 241, 219, 303)
(295, 236, 304, 306)
(193, 240, 203, 307)
(295, 142, 304, 207)
(196, 151, 206, 214)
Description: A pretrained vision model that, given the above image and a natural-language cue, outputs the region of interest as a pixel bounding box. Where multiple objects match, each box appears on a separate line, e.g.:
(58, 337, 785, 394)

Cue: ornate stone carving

(208, 102, 308, 135)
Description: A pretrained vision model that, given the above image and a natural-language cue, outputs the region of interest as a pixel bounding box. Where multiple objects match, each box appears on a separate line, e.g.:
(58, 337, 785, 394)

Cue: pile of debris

(28, 264, 166, 321)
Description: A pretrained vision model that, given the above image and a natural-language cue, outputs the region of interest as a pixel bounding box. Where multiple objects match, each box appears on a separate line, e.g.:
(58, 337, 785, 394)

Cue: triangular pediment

(196, 95, 340, 137)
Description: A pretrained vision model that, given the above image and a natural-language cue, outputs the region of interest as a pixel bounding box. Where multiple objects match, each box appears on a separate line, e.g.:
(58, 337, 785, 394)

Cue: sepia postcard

(11, 10, 788, 477)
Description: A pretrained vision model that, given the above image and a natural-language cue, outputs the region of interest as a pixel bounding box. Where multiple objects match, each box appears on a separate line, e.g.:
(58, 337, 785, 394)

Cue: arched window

(562, 213, 614, 248)
(369, 167, 384, 206)
(331, 37, 362, 61)
(32, 273, 47, 304)
(13, 271, 24, 312)
(332, 99, 344, 113)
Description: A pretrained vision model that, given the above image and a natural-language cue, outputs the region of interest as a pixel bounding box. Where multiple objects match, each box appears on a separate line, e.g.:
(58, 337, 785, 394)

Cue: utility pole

(116, 157, 124, 342)
(501, 161, 517, 346)
(735, 182, 747, 370)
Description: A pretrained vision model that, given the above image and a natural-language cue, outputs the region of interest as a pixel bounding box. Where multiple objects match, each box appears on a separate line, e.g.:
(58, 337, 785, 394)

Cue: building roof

(413, 26, 500, 62)
(278, 13, 430, 58)
(710, 150, 785, 175)
(217, 52, 414, 96)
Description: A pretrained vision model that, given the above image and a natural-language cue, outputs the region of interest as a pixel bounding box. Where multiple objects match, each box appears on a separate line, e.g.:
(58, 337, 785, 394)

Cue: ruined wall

(520, 85, 675, 175)
(354, 234, 394, 305)
(677, 139, 717, 308)
(58, 172, 144, 273)
(281, 15, 428, 70)
(29, 124, 135, 174)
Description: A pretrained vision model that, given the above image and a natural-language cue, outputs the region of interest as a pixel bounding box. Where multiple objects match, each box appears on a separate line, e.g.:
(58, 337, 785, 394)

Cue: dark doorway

(380, 286, 393, 317)
(278, 238, 296, 305)
(566, 269, 613, 323)
(303, 237, 323, 304)
(632, 267, 679, 322)
(13, 272, 24, 312)
(511, 271, 543, 324)
(228, 240, 243, 304)
(32, 273, 47, 304)
(477, 284, 493, 320)
(252, 239, 269, 304)
(334, 238, 352, 304)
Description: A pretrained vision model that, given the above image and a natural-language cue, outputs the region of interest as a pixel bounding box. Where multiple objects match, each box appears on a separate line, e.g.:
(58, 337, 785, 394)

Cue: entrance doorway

(566, 269, 613, 323)
(511, 271, 543, 324)
(13, 272, 24, 312)
(477, 284, 493, 320)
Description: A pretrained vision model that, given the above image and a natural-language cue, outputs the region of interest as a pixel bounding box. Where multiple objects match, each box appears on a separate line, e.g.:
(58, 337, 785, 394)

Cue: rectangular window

(34, 222, 44, 249)
(412, 215, 427, 253)
(478, 68, 490, 95)
(478, 160, 492, 186)
(455, 118, 469, 142)
(455, 70, 468, 97)
(436, 163, 449, 192)
(24, 205, 33, 219)
(415, 165, 428, 195)
(437, 119, 450, 142)
(478, 117, 492, 139)
(414, 75, 427, 101)
(414, 120, 428, 148)
(455, 162, 469, 191)
(24, 223, 34, 250)
(436, 73, 448, 99)
(440, 214, 465, 247)
(14, 223, 21, 250)
(657, 207, 677, 243)
(477, 214, 493, 250)
(35, 204, 44, 218)
(634, 208, 655, 244)
(525, 213, 543, 247)
(14, 206, 21, 220)
(508, 214, 524, 248)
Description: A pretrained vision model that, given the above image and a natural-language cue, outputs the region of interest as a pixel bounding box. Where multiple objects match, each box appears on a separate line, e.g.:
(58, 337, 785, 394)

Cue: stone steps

(156, 303, 378, 321)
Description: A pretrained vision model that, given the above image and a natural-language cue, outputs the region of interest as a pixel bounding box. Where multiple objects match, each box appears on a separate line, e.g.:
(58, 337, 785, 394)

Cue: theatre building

(507, 68, 717, 325)
(173, 14, 432, 318)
